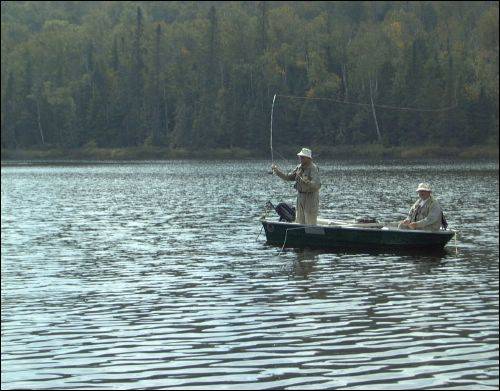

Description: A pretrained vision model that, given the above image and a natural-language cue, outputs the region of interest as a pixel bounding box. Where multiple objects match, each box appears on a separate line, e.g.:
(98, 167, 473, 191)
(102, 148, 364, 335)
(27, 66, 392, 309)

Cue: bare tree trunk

(304, 45, 310, 73)
(342, 63, 348, 99)
(163, 86, 169, 135)
(369, 77, 382, 143)
(36, 98, 45, 145)
(220, 63, 224, 88)
(250, 68, 253, 98)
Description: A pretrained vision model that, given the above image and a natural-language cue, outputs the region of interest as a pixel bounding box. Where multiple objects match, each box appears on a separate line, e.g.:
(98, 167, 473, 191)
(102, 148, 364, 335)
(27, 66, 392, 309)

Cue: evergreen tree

(0, 2, 498, 152)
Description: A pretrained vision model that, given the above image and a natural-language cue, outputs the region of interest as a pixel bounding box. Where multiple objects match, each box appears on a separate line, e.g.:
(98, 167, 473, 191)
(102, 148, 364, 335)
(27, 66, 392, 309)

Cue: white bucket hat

(416, 182, 432, 192)
(297, 148, 312, 159)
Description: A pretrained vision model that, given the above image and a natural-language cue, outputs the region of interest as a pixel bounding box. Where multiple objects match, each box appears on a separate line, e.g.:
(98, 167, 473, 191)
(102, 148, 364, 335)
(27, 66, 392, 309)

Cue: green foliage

(1, 1, 498, 153)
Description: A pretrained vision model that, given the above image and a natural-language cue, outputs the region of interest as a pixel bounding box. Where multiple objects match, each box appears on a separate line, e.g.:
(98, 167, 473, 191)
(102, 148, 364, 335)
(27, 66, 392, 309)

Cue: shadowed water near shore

(1, 160, 498, 389)
(2, 144, 499, 162)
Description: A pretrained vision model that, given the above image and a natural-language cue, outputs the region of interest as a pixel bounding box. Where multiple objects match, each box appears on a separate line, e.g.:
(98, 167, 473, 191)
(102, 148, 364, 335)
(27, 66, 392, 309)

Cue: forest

(1, 1, 498, 158)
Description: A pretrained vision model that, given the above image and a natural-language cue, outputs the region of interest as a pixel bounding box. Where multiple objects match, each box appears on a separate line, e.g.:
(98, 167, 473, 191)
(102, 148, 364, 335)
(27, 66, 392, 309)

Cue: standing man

(398, 182, 444, 231)
(271, 148, 321, 225)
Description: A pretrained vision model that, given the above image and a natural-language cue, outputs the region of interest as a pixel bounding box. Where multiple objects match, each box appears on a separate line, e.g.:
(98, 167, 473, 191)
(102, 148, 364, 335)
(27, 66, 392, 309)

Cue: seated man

(398, 183, 444, 231)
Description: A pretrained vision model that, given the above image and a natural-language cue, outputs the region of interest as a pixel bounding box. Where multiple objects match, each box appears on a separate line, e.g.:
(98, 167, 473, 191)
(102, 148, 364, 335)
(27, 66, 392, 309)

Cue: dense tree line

(1, 1, 498, 151)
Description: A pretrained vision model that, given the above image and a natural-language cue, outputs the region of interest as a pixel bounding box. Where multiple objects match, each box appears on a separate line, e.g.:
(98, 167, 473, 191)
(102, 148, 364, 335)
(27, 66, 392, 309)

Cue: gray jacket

(274, 162, 321, 193)
(407, 196, 443, 231)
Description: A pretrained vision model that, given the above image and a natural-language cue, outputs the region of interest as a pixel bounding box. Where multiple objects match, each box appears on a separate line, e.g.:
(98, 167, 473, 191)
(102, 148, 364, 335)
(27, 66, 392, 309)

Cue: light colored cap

(297, 148, 312, 159)
(416, 182, 432, 192)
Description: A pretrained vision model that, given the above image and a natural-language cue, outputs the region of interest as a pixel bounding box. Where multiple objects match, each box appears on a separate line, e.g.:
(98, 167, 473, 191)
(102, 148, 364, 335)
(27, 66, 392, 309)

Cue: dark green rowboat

(261, 220, 455, 252)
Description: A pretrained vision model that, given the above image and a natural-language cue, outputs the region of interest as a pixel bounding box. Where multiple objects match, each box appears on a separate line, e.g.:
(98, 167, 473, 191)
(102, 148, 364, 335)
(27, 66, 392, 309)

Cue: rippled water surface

(1, 160, 499, 390)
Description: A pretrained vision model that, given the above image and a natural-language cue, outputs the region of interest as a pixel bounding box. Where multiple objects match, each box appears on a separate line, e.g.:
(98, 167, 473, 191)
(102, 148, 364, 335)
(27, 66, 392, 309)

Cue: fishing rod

(270, 93, 276, 166)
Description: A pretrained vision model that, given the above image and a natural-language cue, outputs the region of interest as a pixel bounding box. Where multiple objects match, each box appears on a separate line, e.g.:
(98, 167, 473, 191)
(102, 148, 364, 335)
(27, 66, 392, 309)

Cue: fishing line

(268, 92, 458, 175)
(279, 227, 304, 255)
(274, 94, 458, 112)
(255, 224, 265, 242)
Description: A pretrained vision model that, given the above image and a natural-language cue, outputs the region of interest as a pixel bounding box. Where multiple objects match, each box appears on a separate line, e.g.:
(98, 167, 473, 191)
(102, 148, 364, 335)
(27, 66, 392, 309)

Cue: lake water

(1, 160, 499, 390)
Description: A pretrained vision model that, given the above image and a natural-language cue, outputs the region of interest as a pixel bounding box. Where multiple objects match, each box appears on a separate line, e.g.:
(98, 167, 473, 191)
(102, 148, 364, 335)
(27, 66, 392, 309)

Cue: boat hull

(262, 220, 454, 251)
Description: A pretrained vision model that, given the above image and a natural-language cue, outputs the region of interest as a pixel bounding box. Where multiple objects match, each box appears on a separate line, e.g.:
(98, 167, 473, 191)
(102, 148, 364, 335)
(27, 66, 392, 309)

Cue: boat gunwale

(261, 219, 456, 236)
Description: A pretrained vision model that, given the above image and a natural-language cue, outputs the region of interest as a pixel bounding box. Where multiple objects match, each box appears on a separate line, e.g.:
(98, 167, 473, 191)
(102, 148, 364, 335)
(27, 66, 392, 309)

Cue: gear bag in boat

(441, 213, 448, 230)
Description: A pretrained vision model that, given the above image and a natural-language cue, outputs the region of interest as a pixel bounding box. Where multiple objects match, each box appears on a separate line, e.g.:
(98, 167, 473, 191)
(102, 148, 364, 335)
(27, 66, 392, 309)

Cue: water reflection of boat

(261, 219, 455, 252)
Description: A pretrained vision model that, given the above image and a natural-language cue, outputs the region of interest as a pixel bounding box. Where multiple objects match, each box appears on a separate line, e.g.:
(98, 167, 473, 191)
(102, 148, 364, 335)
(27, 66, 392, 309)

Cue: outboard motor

(266, 201, 296, 222)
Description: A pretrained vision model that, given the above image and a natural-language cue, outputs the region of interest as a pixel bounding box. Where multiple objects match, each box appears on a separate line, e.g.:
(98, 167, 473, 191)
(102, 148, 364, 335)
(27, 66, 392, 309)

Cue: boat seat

(316, 218, 384, 229)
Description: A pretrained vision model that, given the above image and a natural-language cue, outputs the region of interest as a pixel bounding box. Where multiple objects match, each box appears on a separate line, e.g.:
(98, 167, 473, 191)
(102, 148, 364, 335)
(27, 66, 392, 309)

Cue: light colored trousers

(398, 222, 411, 230)
(295, 191, 319, 225)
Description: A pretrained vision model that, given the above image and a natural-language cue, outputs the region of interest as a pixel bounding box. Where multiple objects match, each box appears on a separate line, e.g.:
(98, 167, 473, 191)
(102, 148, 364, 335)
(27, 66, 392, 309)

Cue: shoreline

(1, 145, 498, 163)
